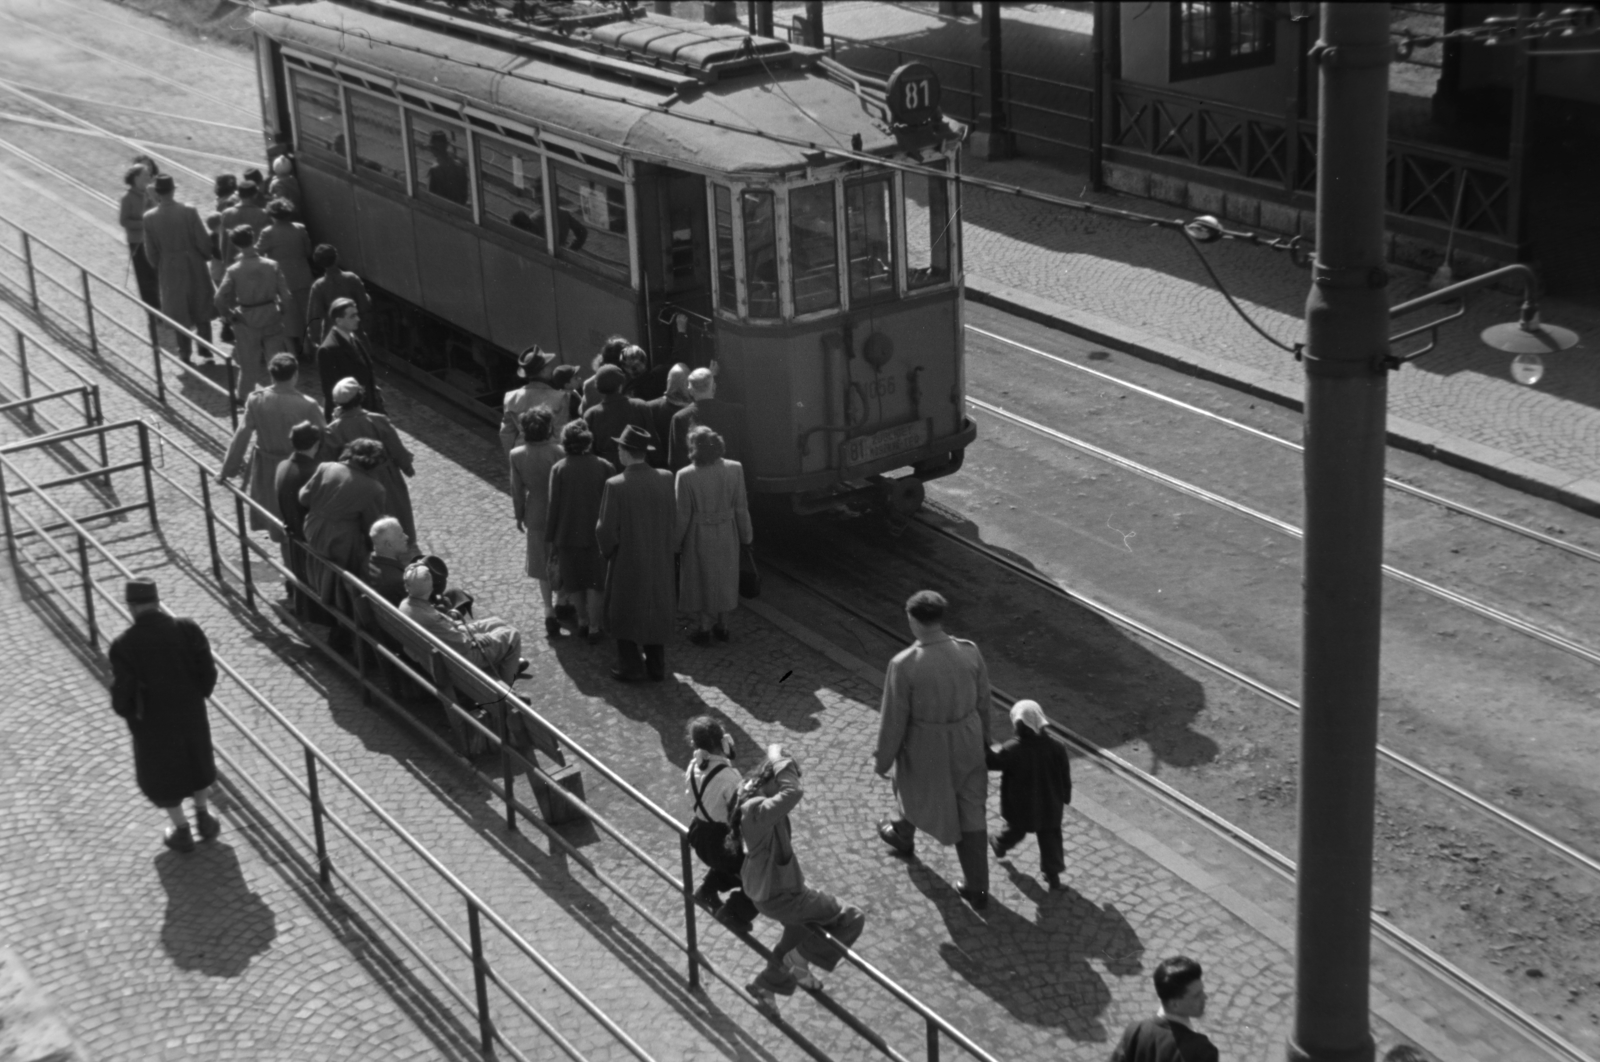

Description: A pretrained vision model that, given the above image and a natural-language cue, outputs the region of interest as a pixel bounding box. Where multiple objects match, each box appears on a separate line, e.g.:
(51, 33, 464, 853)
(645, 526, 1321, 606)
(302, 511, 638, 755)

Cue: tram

(249, 0, 975, 514)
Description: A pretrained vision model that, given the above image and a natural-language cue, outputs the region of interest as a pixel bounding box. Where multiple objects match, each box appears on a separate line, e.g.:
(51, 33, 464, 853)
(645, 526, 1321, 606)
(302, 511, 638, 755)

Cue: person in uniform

(140, 174, 217, 366)
(545, 420, 612, 642)
(109, 579, 221, 853)
(215, 225, 291, 401)
(219, 179, 270, 268)
(875, 589, 994, 910)
(668, 368, 746, 472)
(316, 298, 384, 421)
(675, 426, 751, 645)
(323, 377, 416, 547)
(275, 420, 323, 618)
(499, 345, 562, 454)
(256, 197, 314, 359)
(509, 406, 565, 638)
(398, 563, 526, 684)
(595, 424, 676, 682)
(304, 244, 371, 349)
(299, 437, 389, 651)
(1110, 956, 1219, 1062)
(220, 352, 324, 538)
(583, 365, 652, 468)
(118, 161, 161, 337)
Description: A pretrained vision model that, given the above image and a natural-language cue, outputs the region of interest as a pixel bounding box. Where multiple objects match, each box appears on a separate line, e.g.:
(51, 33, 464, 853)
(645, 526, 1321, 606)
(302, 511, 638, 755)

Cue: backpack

(686, 763, 743, 874)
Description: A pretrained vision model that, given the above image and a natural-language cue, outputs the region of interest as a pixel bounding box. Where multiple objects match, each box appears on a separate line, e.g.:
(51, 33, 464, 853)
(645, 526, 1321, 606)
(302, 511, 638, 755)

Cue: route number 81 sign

(886, 63, 942, 127)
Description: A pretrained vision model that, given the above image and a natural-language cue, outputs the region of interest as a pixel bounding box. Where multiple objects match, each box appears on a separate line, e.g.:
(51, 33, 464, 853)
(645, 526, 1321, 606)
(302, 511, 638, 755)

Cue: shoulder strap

(690, 762, 728, 820)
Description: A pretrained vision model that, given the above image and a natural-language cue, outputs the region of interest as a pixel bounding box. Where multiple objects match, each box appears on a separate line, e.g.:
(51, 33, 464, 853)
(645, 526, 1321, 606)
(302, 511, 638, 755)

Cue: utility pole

(1291, 5, 1389, 1062)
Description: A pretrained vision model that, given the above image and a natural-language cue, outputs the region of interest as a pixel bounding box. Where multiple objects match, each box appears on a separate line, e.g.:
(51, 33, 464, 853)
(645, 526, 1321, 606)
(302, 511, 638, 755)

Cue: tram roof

(254, 3, 958, 176)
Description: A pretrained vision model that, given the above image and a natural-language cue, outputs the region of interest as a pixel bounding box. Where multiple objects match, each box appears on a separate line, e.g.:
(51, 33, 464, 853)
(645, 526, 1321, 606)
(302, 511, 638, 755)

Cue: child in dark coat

(986, 699, 1072, 890)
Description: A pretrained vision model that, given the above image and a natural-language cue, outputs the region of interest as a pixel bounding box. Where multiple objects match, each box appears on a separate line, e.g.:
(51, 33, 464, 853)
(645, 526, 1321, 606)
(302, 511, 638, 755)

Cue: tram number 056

(886, 63, 942, 127)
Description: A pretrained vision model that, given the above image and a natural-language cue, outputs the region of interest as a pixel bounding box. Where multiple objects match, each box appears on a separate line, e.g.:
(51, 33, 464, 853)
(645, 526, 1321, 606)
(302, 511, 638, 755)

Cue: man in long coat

(110, 580, 221, 853)
(299, 438, 388, 651)
(668, 368, 746, 472)
(874, 589, 994, 908)
(141, 174, 216, 365)
(215, 225, 291, 401)
(317, 298, 385, 421)
(595, 424, 676, 682)
(275, 419, 324, 619)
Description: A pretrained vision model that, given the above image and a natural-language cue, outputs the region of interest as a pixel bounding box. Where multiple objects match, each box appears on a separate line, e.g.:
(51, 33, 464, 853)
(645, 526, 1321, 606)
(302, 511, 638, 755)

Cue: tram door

(635, 165, 713, 369)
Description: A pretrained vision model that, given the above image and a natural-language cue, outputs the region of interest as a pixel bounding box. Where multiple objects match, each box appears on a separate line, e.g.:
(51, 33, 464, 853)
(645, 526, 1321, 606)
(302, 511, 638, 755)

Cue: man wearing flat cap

(110, 580, 221, 853)
(215, 223, 291, 401)
(583, 363, 651, 468)
(595, 424, 676, 681)
(141, 173, 217, 366)
(317, 297, 384, 422)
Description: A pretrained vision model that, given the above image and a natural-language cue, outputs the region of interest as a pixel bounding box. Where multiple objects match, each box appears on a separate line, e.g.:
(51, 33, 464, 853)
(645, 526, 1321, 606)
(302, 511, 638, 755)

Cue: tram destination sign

(886, 63, 942, 127)
(843, 419, 931, 468)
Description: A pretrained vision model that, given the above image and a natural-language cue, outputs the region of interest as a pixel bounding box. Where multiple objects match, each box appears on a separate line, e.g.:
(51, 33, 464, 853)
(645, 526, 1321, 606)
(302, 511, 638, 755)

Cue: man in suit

(668, 368, 745, 472)
(316, 297, 384, 420)
(109, 580, 221, 853)
(275, 419, 323, 618)
(595, 424, 676, 682)
(215, 224, 291, 401)
(141, 174, 217, 365)
(1110, 956, 1219, 1062)
(304, 243, 371, 349)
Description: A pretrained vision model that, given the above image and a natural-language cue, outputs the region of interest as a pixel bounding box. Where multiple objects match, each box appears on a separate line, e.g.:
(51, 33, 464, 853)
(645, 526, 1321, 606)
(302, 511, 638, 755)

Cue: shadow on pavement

(156, 841, 277, 977)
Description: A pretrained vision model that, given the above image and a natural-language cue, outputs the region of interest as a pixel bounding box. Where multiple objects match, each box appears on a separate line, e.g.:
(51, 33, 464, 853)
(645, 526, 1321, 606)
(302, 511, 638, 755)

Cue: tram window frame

(474, 130, 551, 251)
(287, 68, 346, 168)
(787, 180, 841, 318)
(712, 183, 740, 317)
(345, 87, 408, 189)
(549, 161, 630, 284)
(903, 159, 953, 292)
(741, 189, 781, 320)
(844, 175, 898, 305)
(406, 111, 474, 215)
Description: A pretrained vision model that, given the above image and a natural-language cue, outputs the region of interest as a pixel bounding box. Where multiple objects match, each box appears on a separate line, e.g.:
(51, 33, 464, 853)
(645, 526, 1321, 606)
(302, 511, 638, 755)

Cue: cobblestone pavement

(0, 2, 1579, 1060)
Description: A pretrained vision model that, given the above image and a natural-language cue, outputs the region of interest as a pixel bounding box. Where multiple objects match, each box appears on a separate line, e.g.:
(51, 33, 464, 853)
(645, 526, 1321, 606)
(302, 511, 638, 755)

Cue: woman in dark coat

(299, 437, 388, 647)
(323, 377, 416, 546)
(544, 420, 613, 642)
(110, 580, 221, 852)
(986, 699, 1072, 890)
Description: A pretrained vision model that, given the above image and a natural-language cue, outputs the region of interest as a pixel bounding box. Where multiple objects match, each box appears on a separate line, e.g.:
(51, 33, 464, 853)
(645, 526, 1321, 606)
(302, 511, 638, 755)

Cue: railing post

(20, 231, 38, 312)
(305, 748, 331, 888)
(136, 423, 158, 529)
(233, 492, 255, 609)
(0, 459, 14, 566)
(680, 834, 701, 990)
(467, 902, 494, 1055)
(89, 385, 109, 478)
(80, 269, 98, 356)
(78, 532, 97, 650)
(15, 330, 32, 428)
(926, 1018, 940, 1062)
(225, 358, 239, 429)
(198, 469, 223, 583)
(150, 319, 166, 405)
(499, 704, 517, 833)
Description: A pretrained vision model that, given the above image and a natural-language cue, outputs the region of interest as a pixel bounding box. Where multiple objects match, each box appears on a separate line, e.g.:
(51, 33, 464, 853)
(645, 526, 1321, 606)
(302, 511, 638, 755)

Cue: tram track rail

(758, 548, 1594, 1062)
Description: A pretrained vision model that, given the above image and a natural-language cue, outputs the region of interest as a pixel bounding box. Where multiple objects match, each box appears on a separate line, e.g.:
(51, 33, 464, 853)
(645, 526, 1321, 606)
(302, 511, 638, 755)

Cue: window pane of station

(475, 133, 547, 245)
(551, 163, 629, 282)
(845, 176, 895, 302)
(714, 184, 736, 311)
(742, 190, 779, 318)
(409, 113, 472, 209)
(905, 161, 951, 290)
(347, 90, 406, 186)
(788, 183, 839, 314)
(289, 70, 344, 166)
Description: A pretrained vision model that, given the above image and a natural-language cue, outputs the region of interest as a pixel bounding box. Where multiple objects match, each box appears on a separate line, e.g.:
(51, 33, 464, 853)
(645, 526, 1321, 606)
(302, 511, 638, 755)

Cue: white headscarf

(1010, 699, 1048, 735)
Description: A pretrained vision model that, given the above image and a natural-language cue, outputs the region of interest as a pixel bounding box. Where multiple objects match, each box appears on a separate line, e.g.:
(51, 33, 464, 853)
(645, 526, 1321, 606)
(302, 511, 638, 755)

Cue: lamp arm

(1389, 263, 1539, 322)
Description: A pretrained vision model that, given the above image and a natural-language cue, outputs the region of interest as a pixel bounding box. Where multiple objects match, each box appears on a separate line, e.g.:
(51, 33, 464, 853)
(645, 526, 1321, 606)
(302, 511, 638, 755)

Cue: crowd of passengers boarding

(127, 153, 1225, 1030)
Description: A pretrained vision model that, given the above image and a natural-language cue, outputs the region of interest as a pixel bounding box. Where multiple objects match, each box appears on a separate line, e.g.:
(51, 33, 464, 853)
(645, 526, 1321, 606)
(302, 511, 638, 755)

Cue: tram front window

(742, 190, 779, 318)
(905, 161, 951, 290)
(789, 182, 839, 315)
(846, 176, 895, 302)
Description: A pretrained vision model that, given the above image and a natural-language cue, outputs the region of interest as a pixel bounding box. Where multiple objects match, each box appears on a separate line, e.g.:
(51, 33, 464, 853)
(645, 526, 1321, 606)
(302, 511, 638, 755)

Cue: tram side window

(742, 190, 779, 318)
(289, 70, 344, 166)
(551, 163, 629, 283)
(788, 182, 839, 315)
(904, 162, 951, 290)
(346, 90, 406, 187)
(408, 113, 471, 210)
(476, 133, 554, 249)
(845, 177, 896, 302)
(713, 185, 737, 312)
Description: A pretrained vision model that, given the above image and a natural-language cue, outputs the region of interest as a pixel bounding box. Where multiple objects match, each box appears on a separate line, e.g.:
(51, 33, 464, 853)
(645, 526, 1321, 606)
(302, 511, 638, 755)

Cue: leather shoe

(955, 883, 989, 911)
(544, 616, 563, 638)
(515, 657, 531, 678)
(164, 824, 196, 853)
(610, 668, 646, 683)
(877, 817, 913, 857)
(196, 809, 221, 842)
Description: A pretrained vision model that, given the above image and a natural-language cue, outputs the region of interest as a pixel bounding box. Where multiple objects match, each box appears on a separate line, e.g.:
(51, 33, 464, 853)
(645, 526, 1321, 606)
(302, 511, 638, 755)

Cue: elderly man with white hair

(364, 516, 417, 605)
(667, 367, 745, 472)
(398, 562, 527, 684)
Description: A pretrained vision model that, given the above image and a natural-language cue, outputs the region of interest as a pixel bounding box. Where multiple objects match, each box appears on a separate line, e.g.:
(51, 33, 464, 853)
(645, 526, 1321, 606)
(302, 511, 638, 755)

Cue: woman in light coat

(674, 426, 751, 645)
(509, 406, 565, 638)
(499, 346, 573, 453)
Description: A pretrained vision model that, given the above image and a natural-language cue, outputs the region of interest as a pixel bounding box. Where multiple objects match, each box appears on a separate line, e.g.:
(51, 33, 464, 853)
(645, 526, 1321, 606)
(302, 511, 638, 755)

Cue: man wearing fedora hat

(110, 580, 221, 853)
(316, 297, 384, 421)
(499, 345, 565, 454)
(141, 173, 217, 366)
(595, 424, 676, 681)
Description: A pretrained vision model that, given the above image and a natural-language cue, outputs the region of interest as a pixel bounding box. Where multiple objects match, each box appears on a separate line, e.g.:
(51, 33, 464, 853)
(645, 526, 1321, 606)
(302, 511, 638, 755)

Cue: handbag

(738, 544, 761, 599)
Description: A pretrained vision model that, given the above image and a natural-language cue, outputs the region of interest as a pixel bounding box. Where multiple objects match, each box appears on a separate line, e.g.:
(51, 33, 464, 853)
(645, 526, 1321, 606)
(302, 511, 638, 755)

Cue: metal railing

(0, 429, 658, 1062)
(0, 214, 243, 432)
(0, 216, 1006, 1062)
(0, 317, 107, 471)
